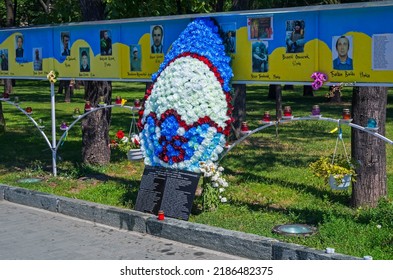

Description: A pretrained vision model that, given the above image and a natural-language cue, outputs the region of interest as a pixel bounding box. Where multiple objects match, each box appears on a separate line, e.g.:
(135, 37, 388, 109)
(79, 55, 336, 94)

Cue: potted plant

(127, 134, 143, 161)
(110, 130, 142, 161)
(309, 154, 356, 190)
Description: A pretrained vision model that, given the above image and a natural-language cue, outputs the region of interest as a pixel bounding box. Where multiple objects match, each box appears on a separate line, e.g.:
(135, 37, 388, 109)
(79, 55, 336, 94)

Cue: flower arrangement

(199, 161, 229, 211)
(309, 154, 356, 187)
(110, 130, 140, 154)
(47, 70, 58, 83)
(138, 18, 233, 173)
(310, 71, 327, 90)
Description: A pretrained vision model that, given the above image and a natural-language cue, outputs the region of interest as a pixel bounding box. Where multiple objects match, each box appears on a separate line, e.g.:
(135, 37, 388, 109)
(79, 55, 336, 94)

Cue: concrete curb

(0, 184, 359, 260)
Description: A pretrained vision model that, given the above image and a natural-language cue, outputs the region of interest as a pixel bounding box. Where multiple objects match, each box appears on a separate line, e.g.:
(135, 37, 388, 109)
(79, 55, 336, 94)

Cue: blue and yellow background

(0, 2, 392, 85)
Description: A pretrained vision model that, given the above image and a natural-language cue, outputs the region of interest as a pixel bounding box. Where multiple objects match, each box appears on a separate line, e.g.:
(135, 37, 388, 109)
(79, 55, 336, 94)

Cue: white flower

(220, 197, 227, 203)
(377, 224, 382, 229)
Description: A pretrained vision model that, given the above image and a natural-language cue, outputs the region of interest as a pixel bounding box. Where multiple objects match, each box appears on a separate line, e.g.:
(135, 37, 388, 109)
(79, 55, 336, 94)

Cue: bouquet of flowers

(111, 130, 140, 154)
(47, 70, 58, 83)
(138, 18, 233, 173)
(198, 161, 229, 211)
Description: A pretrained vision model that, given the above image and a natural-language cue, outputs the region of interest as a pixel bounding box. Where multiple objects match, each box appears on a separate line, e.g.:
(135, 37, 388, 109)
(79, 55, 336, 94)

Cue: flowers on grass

(199, 161, 229, 211)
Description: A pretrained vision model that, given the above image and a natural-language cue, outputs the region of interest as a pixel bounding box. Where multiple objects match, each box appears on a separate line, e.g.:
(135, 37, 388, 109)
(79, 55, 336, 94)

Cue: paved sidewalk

(0, 200, 243, 260)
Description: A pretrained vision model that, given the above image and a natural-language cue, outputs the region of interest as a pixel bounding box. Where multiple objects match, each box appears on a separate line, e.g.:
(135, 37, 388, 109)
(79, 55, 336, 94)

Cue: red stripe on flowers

(146, 109, 230, 136)
(137, 53, 233, 133)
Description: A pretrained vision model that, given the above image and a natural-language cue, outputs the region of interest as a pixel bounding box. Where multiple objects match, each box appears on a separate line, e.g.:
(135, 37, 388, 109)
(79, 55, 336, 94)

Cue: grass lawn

(1, 80, 393, 259)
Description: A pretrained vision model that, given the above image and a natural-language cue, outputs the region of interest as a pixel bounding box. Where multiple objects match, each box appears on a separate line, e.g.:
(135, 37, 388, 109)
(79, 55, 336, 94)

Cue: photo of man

(100, 30, 112, 56)
(285, 20, 305, 53)
(80, 48, 90, 72)
(221, 23, 237, 54)
(61, 32, 71, 56)
(151, 25, 163, 54)
(130, 45, 141, 71)
(15, 35, 24, 58)
(0, 50, 9, 71)
(33, 48, 42, 71)
(333, 35, 353, 70)
(252, 41, 268, 72)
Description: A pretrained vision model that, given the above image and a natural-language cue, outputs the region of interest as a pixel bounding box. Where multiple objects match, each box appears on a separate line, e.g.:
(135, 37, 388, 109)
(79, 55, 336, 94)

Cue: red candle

(26, 107, 32, 113)
(115, 96, 122, 105)
(284, 106, 292, 117)
(241, 121, 249, 132)
(262, 111, 271, 122)
(342, 109, 351, 120)
(84, 101, 91, 111)
(134, 99, 141, 107)
(157, 210, 165, 220)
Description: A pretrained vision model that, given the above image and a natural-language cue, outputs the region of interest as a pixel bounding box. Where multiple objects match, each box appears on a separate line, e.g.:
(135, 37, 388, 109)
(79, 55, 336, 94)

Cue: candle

(262, 111, 271, 122)
(367, 118, 377, 128)
(283, 106, 292, 117)
(342, 109, 351, 120)
(134, 99, 141, 107)
(84, 101, 91, 111)
(157, 210, 165, 220)
(311, 105, 320, 116)
(115, 96, 122, 105)
(25, 107, 32, 114)
(241, 121, 249, 132)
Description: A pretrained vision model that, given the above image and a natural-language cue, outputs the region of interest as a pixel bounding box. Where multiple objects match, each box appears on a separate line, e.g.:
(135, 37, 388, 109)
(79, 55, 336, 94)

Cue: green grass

(1, 80, 393, 259)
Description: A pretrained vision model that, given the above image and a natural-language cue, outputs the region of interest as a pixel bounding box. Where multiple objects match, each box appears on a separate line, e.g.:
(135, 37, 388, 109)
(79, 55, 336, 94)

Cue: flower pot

(329, 174, 351, 190)
(127, 149, 143, 161)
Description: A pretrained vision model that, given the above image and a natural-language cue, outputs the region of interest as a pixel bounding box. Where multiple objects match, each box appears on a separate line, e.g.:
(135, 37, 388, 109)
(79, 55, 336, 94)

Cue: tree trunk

(229, 0, 250, 139)
(63, 80, 73, 103)
(303, 85, 314, 96)
(1, 0, 16, 133)
(81, 81, 112, 164)
(275, 85, 282, 120)
(232, 84, 246, 139)
(0, 102, 5, 134)
(79, 0, 112, 165)
(351, 86, 387, 208)
(268, 84, 278, 99)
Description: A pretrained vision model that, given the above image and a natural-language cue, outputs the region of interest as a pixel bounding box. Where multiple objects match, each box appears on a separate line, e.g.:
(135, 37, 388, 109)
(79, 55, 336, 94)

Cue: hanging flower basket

(127, 148, 143, 161)
(329, 174, 351, 191)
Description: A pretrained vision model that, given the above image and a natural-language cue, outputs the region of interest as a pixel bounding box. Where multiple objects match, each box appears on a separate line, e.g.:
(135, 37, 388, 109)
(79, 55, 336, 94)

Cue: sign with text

(135, 165, 200, 221)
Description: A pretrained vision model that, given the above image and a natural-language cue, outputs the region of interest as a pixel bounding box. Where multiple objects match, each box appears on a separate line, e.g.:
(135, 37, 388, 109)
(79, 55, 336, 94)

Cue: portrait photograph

(100, 30, 112, 56)
(150, 25, 164, 54)
(248, 17, 273, 41)
(221, 23, 237, 54)
(33, 48, 43, 71)
(285, 20, 305, 53)
(60, 31, 71, 57)
(79, 47, 90, 72)
(15, 34, 24, 61)
(251, 41, 269, 73)
(130, 44, 142, 71)
(332, 35, 353, 71)
(0, 49, 9, 71)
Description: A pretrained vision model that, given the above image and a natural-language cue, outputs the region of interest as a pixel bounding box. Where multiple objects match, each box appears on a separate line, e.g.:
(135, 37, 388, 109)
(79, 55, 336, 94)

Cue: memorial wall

(1, 2, 393, 85)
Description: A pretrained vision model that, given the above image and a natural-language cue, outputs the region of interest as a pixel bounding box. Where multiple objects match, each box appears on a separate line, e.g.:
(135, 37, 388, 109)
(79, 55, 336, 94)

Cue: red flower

(116, 130, 125, 140)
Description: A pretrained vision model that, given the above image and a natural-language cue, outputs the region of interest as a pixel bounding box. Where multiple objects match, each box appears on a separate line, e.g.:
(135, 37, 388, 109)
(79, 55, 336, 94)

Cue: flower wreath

(138, 18, 233, 173)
